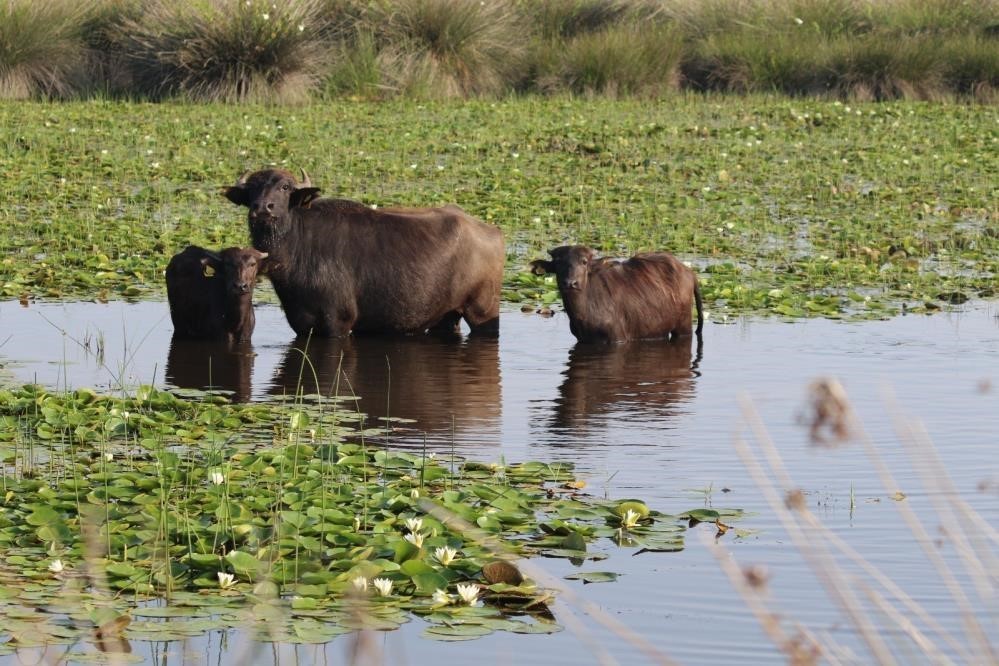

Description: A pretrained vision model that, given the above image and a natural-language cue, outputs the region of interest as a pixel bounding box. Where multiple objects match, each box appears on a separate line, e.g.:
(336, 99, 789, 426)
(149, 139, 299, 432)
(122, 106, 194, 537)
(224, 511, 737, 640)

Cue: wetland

(0, 97, 996, 664)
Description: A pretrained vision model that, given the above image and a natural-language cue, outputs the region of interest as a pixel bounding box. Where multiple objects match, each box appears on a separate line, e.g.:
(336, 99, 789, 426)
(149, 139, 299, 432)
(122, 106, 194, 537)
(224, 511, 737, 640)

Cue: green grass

(0, 97, 996, 320)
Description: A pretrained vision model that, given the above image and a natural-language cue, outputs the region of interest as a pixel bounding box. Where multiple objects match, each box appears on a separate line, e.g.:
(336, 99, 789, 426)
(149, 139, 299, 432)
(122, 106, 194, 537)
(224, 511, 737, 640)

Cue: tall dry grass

(676, 0, 999, 99)
(116, 0, 334, 103)
(357, 0, 527, 98)
(712, 379, 999, 663)
(1, 0, 996, 102)
(0, 0, 89, 100)
(539, 23, 686, 97)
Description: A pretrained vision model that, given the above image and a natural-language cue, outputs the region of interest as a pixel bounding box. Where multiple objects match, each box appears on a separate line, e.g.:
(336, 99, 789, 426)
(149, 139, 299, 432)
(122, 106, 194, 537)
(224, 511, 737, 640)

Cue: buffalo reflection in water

(267, 335, 501, 442)
(548, 336, 702, 435)
(165, 337, 255, 401)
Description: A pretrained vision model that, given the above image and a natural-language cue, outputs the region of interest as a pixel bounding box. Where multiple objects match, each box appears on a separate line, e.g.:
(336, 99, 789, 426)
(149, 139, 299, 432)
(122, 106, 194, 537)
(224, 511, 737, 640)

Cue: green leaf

(564, 571, 619, 584)
(224, 550, 261, 576)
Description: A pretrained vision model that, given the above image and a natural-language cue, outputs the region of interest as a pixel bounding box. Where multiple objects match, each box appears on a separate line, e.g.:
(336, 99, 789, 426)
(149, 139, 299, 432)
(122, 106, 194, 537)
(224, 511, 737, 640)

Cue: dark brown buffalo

(223, 168, 504, 337)
(530, 245, 703, 343)
(549, 336, 701, 433)
(165, 245, 268, 343)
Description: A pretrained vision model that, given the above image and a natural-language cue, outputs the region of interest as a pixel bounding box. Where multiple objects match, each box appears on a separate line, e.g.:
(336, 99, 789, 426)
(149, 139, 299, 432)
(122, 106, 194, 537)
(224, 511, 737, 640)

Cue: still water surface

(1, 299, 997, 664)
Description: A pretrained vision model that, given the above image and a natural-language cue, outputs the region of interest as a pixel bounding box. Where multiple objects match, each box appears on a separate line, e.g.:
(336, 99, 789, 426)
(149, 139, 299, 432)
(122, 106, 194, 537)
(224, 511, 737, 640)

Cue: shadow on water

(165, 337, 257, 402)
(266, 333, 502, 444)
(544, 334, 702, 441)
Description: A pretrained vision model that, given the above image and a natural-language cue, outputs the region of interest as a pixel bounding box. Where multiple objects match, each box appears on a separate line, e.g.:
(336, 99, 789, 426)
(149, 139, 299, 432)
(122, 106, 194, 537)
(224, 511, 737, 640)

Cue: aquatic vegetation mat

(0, 98, 995, 321)
(0, 384, 739, 650)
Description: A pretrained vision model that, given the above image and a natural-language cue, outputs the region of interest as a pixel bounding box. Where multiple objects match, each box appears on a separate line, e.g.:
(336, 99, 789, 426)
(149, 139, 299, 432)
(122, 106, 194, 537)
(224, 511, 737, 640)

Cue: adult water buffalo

(530, 245, 703, 343)
(223, 168, 504, 337)
(165, 245, 268, 343)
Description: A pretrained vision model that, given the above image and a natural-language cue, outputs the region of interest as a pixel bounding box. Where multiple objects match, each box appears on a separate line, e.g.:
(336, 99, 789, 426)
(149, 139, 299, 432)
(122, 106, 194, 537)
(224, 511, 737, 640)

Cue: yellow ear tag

(203, 265, 216, 277)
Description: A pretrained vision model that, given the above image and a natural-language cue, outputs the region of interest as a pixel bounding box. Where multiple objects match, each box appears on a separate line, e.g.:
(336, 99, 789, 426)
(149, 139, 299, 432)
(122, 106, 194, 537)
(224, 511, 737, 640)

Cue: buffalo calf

(530, 245, 703, 343)
(165, 245, 268, 343)
(223, 168, 504, 337)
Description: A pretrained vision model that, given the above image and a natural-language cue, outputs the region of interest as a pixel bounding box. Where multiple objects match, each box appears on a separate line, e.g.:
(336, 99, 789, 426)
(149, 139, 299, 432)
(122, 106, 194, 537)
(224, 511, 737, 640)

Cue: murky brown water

(2, 298, 997, 664)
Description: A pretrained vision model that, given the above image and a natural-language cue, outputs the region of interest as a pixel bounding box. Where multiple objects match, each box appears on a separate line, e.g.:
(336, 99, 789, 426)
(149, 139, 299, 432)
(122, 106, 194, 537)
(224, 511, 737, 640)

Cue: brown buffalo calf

(166, 245, 268, 343)
(531, 245, 703, 343)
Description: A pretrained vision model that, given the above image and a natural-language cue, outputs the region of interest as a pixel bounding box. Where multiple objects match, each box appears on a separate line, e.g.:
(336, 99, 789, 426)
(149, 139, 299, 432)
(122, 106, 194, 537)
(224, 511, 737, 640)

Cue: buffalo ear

(223, 185, 249, 207)
(530, 259, 554, 275)
(200, 254, 221, 278)
(290, 187, 322, 209)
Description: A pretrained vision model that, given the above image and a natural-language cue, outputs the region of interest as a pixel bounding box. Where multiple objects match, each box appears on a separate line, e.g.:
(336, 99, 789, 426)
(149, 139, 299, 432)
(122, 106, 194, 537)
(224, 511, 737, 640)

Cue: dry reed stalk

(710, 379, 996, 664)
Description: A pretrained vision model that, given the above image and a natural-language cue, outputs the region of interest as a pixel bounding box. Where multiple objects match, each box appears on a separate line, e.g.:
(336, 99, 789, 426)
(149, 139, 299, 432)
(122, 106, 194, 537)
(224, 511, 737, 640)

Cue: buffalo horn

(235, 170, 251, 186)
(299, 168, 312, 188)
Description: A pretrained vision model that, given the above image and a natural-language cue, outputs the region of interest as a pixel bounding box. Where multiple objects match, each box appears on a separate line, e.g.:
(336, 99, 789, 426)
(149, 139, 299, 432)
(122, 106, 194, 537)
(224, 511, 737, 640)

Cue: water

(1, 298, 997, 664)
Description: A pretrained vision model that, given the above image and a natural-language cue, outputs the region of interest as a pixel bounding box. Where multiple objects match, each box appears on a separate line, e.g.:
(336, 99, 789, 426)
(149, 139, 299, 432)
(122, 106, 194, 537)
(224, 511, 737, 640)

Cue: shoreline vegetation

(1, 97, 995, 321)
(0, 0, 995, 104)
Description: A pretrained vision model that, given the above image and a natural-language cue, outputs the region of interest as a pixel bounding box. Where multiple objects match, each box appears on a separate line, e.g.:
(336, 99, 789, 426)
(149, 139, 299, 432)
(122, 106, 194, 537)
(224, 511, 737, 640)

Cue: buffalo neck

(223, 294, 255, 341)
(559, 285, 589, 324)
(249, 214, 293, 256)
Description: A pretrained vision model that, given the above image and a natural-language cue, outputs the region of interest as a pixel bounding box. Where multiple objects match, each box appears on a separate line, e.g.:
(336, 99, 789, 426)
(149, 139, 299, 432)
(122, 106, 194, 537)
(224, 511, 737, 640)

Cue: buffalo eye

(281, 183, 290, 191)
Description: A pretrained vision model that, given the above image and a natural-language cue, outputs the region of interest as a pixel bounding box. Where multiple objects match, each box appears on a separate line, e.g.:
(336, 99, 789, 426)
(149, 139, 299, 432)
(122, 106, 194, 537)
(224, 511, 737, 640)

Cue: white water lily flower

(217, 572, 236, 589)
(434, 546, 457, 566)
(431, 588, 452, 605)
(372, 577, 393, 596)
(622, 509, 641, 529)
(456, 583, 479, 606)
(404, 532, 425, 548)
(209, 471, 225, 486)
(405, 517, 423, 533)
(351, 576, 369, 592)
(104, 452, 113, 462)
(48, 559, 65, 574)
(410, 488, 420, 499)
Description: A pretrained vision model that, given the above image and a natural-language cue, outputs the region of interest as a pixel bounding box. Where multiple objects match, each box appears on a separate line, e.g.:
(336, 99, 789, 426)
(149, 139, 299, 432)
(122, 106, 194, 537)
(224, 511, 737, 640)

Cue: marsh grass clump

(540, 22, 685, 97)
(359, 0, 526, 98)
(684, 31, 834, 94)
(870, 0, 999, 36)
(521, 0, 632, 41)
(824, 33, 950, 101)
(79, 0, 144, 97)
(117, 0, 333, 103)
(0, 0, 89, 100)
(938, 35, 999, 100)
(324, 28, 383, 98)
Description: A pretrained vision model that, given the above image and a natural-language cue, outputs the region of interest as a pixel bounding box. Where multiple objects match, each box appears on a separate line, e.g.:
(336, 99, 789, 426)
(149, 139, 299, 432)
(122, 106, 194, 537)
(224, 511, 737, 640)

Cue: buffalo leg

(463, 285, 500, 336)
(429, 311, 462, 336)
